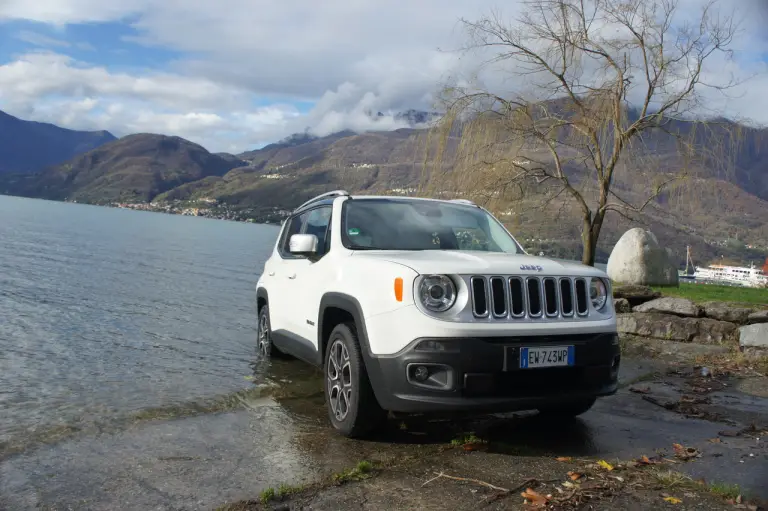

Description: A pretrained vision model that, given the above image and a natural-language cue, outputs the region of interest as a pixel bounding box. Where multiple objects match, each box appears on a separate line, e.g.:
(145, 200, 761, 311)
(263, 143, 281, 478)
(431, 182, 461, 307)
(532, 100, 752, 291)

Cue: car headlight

(418, 275, 457, 312)
(590, 278, 608, 310)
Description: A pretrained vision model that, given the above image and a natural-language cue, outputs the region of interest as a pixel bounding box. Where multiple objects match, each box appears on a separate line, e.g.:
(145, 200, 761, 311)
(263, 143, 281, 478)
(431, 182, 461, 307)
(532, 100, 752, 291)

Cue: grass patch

(650, 469, 745, 502)
(694, 349, 768, 376)
(450, 433, 486, 447)
(250, 461, 377, 506)
(652, 283, 768, 306)
(258, 487, 275, 505)
(709, 482, 741, 500)
(276, 483, 305, 498)
(651, 469, 695, 489)
(331, 460, 375, 484)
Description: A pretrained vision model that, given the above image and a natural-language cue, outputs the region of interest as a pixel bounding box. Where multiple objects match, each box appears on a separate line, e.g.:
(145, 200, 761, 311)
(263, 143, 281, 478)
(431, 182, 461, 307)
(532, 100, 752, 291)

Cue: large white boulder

(607, 228, 679, 287)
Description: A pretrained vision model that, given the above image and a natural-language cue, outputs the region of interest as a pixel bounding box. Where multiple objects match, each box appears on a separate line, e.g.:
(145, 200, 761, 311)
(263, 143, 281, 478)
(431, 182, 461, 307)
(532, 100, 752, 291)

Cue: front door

(268, 209, 311, 336)
(281, 206, 333, 341)
(287, 206, 334, 347)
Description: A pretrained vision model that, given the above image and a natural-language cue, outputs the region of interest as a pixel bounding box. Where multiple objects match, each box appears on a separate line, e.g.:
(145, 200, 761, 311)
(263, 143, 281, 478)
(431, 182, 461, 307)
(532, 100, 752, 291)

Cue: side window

(278, 206, 332, 258)
(279, 211, 310, 257)
(304, 207, 332, 256)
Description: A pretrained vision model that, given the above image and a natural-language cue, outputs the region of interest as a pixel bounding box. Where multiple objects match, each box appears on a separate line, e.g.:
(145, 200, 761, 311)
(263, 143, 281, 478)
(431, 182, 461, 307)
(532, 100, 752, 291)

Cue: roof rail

(294, 190, 350, 212)
(448, 198, 477, 206)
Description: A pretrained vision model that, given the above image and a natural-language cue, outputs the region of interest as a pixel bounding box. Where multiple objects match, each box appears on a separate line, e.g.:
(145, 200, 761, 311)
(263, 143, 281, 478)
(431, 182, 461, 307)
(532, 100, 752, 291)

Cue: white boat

(693, 261, 767, 288)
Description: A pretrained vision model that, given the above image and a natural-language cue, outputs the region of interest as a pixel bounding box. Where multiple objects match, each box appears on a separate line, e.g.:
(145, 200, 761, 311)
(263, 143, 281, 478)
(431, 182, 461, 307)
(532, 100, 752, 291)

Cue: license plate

(520, 346, 574, 368)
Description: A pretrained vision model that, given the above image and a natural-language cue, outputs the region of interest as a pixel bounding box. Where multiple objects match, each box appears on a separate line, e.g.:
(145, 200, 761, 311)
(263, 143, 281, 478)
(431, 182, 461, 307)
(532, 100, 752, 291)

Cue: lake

(0, 195, 280, 456)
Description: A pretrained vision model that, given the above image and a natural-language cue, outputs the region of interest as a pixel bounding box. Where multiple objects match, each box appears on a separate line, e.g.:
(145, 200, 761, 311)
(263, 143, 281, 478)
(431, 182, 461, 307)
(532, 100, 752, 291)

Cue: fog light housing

(413, 365, 429, 381)
(406, 363, 454, 391)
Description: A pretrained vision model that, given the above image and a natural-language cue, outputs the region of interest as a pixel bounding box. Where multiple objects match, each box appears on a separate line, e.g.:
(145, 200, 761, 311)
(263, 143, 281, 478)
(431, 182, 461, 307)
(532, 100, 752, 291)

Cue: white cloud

(0, 0, 765, 153)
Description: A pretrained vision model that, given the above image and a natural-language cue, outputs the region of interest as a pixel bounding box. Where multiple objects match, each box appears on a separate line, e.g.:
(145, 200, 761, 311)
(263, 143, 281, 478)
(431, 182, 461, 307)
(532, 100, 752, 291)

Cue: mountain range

(0, 108, 766, 266)
(0, 110, 116, 175)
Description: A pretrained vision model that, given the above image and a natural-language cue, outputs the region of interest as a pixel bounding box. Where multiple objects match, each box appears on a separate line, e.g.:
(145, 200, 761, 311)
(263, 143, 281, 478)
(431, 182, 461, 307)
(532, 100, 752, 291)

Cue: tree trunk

(581, 215, 595, 266)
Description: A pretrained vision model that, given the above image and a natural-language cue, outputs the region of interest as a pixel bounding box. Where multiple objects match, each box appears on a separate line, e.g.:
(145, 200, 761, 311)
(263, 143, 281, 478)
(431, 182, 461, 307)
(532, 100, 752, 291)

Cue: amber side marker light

(394, 277, 403, 301)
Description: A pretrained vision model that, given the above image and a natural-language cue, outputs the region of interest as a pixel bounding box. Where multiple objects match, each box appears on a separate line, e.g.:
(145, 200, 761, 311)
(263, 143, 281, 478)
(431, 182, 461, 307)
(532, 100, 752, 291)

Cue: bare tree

(425, 0, 742, 266)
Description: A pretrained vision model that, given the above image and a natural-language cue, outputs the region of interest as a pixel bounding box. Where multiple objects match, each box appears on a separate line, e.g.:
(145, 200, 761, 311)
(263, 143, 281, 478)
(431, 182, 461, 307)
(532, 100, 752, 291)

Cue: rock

(612, 285, 661, 306)
(617, 313, 739, 345)
(607, 228, 679, 287)
(739, 324, 768, 349)
(614, 298, 631, 313)
(701, 302, 755, 324)
(747, 310, 768, 325)
(632, 297, 701, 317)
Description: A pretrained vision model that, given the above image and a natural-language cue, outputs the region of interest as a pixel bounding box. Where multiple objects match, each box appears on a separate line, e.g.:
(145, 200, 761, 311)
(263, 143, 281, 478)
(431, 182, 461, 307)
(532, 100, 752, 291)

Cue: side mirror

(289, 234, 318, 256)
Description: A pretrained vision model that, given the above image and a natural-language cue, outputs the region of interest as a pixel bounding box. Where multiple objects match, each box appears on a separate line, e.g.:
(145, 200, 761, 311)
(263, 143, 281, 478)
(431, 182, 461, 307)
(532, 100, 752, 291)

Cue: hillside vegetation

(2, 113, 766, 266)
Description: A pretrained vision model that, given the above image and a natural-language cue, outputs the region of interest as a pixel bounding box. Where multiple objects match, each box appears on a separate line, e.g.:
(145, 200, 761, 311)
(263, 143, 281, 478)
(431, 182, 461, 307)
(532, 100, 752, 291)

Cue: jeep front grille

(469, 276, 589, 320)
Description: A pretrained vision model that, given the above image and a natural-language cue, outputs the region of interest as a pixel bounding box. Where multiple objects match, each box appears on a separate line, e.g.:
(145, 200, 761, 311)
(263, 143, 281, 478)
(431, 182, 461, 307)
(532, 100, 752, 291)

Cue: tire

(324, 322, 386, 438)
(537, 397, 596, 418)
(256, 304, 288, 359)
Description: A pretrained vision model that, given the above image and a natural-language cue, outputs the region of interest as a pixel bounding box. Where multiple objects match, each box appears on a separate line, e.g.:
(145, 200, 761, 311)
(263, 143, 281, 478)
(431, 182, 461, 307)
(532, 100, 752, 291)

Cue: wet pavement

(1, 356, 766, 510)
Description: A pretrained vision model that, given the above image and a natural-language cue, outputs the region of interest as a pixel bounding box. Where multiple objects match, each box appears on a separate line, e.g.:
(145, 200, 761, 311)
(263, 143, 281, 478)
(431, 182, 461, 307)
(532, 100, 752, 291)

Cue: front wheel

(536, 397, 596, 418)
(324, 322, 386, 438)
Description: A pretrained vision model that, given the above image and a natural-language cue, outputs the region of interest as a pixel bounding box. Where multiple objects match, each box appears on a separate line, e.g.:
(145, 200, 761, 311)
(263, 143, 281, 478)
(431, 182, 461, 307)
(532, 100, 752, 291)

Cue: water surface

(0, 195, 280, 454)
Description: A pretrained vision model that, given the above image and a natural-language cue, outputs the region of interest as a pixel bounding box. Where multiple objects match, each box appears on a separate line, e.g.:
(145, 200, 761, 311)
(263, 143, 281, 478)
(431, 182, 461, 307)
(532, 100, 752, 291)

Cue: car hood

(350, 250, 606, 278)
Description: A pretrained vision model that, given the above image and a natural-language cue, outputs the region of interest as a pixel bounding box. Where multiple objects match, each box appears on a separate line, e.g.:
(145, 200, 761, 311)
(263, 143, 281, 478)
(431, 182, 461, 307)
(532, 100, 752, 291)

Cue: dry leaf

(672, 443, 700, 460)
(597, 460, 614, 471)
(663, 496, 682, 504)
(556, 456, 572, 462)
(708, 438, 721, 443)
(636, 455, 658, 465)
(521, 488, 550, 507)
(568, 471, 582, 480)
(562, 481, 575, 488)
(630, 386, 651, 394)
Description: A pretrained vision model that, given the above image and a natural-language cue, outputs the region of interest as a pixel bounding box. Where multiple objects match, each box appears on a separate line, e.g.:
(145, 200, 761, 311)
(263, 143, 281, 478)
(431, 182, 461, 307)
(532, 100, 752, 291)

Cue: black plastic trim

(256, 287, 269, 312)
(271, 329, 320, 366)
(369, 332, 620, 413)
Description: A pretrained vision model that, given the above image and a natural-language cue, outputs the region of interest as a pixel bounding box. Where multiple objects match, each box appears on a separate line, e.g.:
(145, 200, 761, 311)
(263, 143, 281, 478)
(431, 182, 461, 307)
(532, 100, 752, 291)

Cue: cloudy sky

(0, 0, 766, 154)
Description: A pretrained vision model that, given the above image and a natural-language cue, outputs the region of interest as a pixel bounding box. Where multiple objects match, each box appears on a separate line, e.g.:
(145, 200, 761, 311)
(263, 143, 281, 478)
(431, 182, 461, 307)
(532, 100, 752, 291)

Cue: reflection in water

(251, 351, 599, 458)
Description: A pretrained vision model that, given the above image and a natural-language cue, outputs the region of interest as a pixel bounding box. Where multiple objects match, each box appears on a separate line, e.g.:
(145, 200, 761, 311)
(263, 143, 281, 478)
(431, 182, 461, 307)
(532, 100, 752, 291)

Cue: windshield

(341, 198, 522, 253)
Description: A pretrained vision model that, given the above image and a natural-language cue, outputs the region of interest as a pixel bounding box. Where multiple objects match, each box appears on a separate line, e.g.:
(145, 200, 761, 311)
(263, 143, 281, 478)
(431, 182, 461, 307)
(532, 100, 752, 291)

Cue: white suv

(256, 190, 620, 437)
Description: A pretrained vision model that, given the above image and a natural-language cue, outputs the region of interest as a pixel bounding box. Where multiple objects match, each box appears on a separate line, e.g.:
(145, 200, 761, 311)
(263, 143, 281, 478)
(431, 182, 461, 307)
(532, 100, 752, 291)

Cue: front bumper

(363, 332, 620, 414)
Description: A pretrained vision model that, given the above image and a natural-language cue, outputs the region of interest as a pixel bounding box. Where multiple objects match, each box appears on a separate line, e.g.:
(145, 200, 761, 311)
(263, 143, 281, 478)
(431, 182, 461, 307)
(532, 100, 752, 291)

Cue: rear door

(286, 206, 334, 347)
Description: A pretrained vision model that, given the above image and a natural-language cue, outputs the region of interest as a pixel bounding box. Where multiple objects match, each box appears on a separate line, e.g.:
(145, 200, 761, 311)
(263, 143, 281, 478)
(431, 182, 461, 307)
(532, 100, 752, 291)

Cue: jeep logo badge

(520, 264, 543, 271)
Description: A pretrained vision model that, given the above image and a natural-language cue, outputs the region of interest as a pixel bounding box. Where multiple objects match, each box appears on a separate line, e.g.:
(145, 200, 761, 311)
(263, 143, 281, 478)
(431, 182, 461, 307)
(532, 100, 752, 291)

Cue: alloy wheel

(257, 312, 271, 358)
(327, 338, 353, 421)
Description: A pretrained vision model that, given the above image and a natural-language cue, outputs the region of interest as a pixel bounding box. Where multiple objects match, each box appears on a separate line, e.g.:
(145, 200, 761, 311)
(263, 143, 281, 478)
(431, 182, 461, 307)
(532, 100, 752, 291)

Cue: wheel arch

(318, 292, 391, 411)
(318, 293, 373, 364)
(256, 287, 269, 314)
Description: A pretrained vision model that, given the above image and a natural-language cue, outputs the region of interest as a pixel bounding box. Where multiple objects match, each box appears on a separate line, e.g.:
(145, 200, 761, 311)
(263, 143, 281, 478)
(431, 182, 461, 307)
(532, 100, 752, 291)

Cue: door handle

(288, 274, 296, 279)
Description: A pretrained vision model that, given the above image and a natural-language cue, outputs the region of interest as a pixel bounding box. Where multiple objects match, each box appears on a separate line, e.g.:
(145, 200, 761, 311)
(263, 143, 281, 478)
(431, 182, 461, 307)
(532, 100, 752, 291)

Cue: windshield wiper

(347, 245, 382, 250)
